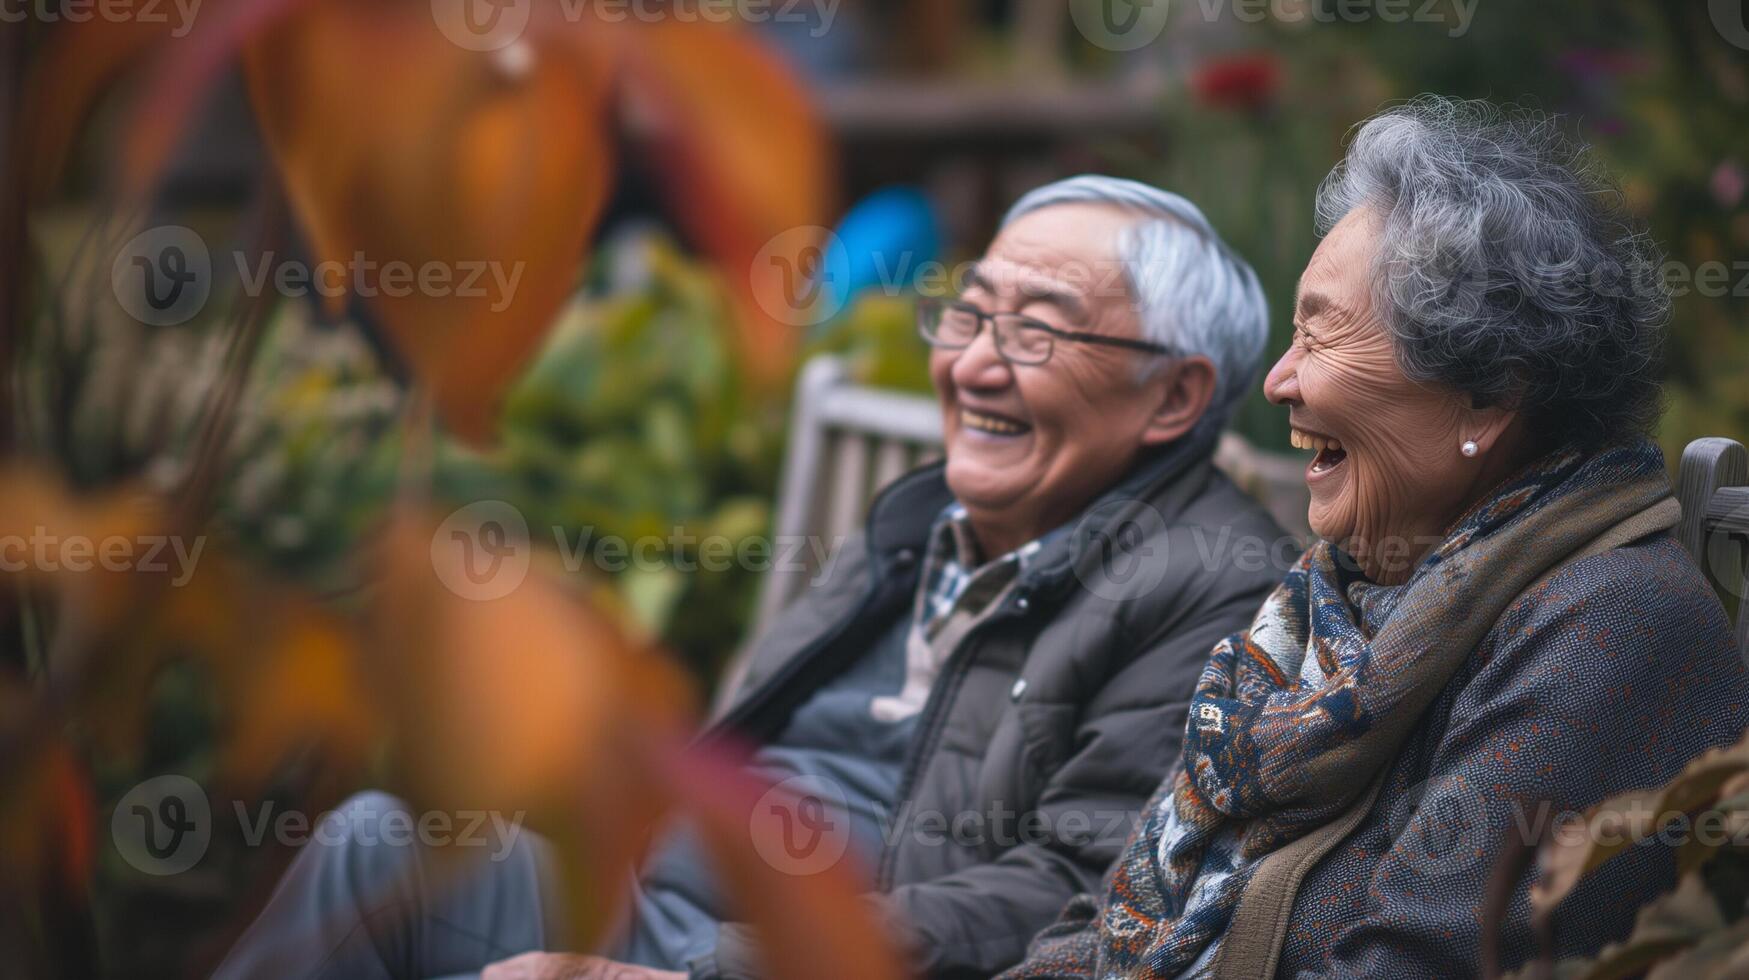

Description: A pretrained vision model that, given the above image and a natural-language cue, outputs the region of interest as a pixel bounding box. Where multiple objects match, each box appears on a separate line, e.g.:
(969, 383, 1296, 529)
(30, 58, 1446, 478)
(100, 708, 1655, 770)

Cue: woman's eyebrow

(1295, 289, 1334, 323)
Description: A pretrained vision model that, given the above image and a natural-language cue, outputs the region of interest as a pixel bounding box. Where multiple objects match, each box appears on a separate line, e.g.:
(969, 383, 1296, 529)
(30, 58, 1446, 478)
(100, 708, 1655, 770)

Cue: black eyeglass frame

(915, 297, 1180, 365)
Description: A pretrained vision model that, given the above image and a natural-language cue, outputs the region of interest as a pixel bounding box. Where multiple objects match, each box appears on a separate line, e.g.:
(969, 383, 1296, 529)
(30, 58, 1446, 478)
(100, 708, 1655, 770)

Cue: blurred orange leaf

(0, 722, 95, 893)
(371, 507, 692, 811)
(209, 589, 379, 785)
(242, 0, 615, 443)
(23, 0, 307, 197)
(0, 469, 377, 783)
(1533, 731, 1749, 919)
(369, 507, 695, 944)
(31, 0, 831, 444)
(0, 469, 168, 647)
(617, 17, 835, 384)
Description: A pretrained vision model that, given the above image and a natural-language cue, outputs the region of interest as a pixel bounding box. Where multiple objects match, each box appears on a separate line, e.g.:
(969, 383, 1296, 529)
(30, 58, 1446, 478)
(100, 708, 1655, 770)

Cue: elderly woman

(1002, 97, 1749, 978)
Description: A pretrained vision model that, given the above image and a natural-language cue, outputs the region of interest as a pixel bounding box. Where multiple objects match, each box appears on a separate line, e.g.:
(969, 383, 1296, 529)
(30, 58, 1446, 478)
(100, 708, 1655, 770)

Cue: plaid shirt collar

(915, 503, 1062, 640)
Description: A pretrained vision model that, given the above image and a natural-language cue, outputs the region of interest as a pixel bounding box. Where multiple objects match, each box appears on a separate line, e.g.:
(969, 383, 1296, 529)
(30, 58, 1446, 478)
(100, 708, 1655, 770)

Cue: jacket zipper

(710, 466, 951, 741)
(875, 597, 1028, 891)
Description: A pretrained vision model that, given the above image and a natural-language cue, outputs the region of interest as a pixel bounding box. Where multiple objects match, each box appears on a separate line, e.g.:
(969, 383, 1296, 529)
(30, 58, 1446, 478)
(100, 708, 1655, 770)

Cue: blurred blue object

(815, 187, 943, 336)
(753, 3, 869, 81)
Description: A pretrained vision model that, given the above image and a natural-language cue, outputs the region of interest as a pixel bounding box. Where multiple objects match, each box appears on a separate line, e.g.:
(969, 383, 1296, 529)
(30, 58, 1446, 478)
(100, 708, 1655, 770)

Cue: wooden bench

(1679, 437, 1749, 653)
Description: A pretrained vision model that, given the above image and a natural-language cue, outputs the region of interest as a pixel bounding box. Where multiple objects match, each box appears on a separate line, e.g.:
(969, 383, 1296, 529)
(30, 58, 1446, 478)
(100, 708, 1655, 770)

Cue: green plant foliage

(226, 234, 801, 679)
(808, 292, 936, 394)
(1113, 0, 1749, 459)
(493, 237, 787, 677)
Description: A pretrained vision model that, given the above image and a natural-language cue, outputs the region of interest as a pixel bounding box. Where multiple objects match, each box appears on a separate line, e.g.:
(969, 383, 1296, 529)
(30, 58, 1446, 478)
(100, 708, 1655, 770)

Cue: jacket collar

(1028, 425, 1220, 595)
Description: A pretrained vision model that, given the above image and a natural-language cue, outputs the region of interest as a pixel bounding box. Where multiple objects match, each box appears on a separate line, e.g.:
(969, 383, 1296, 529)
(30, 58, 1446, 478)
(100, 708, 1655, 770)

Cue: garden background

(5, 0, 1747, 976)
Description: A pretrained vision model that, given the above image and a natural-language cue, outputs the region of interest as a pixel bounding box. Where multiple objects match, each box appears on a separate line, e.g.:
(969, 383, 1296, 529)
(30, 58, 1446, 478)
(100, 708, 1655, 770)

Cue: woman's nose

(1262, 344, 1301, 406)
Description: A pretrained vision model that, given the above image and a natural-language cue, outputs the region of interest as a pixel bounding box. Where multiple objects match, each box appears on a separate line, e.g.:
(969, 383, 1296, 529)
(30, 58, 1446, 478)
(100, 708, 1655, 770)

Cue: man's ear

(1140, 355, 1218, 447)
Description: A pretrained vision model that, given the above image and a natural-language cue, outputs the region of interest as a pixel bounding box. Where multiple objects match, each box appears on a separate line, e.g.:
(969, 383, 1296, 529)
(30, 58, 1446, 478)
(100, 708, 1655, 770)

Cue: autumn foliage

(3, 2, 905, 978)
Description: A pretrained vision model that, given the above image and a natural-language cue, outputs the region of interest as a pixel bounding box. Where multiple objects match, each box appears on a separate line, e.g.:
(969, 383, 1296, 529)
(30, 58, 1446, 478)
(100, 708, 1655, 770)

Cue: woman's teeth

(1293, 428, 1348, 474)
(962, 409, 1029, 435)
(1290, 428, 1343, 453)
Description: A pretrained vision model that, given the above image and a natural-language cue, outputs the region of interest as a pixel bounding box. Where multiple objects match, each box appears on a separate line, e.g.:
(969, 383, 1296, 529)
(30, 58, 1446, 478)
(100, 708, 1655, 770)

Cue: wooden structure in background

(1680, 437, 1749, 653)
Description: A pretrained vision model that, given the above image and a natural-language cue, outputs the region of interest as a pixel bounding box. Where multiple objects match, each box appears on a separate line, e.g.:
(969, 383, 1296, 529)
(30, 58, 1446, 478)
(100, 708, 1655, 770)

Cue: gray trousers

(211, 792, 564, 980)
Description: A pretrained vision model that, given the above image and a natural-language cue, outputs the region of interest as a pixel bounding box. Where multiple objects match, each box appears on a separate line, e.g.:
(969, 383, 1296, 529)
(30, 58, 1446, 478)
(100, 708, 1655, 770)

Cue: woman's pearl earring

(1461, 440, 1479, 458)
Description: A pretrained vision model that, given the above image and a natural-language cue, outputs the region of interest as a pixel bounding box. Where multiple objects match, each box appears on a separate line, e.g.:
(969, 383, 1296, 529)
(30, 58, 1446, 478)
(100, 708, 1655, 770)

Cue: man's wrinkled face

(931, 204, 1174, 547)
(1263, 208, 1483, 580)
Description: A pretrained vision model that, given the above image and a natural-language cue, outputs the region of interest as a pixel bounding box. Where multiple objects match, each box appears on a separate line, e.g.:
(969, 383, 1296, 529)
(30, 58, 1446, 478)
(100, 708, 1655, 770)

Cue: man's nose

(1262, 344, 1301, 405)
(949, 324, 1014, 391)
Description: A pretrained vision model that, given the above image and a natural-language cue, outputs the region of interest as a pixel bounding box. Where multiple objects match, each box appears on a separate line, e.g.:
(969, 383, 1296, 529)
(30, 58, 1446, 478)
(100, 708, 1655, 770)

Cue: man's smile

(960, 407, 1033, 436)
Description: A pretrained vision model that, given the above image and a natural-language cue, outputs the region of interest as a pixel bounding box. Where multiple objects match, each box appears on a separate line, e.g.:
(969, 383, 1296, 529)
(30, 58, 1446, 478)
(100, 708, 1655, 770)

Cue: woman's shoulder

(1499, 533, 1731, 639)
(1478, 531, 1745, 716)
(1435, 533, 1748, 802)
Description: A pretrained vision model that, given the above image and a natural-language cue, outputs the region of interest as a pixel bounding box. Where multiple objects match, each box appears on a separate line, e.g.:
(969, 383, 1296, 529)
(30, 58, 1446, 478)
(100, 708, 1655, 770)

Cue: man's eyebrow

(960, 265, 1090, 322)
(1020, 282, 1088, 322)
(962, 265, 996, 295)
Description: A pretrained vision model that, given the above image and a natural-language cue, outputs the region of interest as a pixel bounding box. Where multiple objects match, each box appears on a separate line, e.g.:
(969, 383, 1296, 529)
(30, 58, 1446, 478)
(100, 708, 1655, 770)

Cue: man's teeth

(1290, 428, 1343, 453)
(962, 409, 1027, 434)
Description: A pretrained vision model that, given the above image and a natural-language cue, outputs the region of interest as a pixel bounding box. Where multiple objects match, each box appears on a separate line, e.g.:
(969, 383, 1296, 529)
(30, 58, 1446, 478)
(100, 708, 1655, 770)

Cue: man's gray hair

(1001, 175, 1269, 440)
(1314, 96, 1668, 449)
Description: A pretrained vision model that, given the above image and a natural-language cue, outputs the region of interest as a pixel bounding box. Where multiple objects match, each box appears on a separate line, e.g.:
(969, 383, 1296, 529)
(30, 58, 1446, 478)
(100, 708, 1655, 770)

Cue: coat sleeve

(992, 772, 1182, 980)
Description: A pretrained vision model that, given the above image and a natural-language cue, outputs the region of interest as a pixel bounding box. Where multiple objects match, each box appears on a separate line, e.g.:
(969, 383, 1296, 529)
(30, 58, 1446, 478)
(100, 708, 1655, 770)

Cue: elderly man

(214, 176, 1285, 980)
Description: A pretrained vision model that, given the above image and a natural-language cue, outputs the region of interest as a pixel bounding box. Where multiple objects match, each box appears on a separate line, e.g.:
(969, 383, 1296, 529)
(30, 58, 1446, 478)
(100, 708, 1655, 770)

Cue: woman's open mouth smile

(1292, 427, 1349, 480)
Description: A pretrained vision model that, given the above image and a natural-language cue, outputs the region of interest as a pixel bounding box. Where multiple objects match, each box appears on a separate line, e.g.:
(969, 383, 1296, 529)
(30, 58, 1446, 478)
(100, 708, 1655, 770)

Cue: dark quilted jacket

(696, 443, 1286, 979)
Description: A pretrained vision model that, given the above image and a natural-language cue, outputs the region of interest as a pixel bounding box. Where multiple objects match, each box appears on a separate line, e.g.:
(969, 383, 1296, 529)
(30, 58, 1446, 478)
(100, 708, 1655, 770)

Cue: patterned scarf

(1012, 441, 1677, 979)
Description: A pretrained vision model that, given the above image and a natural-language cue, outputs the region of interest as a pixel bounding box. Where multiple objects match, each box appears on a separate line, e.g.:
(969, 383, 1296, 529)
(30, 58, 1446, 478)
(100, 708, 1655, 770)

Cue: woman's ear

(1141, 355, 1218, 447)
(1460, 402, 1520, 457)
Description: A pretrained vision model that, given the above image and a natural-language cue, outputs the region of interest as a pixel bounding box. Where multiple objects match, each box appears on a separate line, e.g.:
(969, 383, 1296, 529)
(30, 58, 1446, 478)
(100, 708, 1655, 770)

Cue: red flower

(1191, 53, 1282, 112)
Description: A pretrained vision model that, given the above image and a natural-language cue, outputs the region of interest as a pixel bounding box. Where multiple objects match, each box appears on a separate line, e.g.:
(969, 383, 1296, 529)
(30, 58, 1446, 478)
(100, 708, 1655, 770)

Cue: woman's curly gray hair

(1315, 96, 1668, 450)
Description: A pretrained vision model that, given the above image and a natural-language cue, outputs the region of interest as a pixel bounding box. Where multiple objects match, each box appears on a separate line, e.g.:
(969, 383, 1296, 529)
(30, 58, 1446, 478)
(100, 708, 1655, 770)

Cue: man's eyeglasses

(916, 298, 1178, 366)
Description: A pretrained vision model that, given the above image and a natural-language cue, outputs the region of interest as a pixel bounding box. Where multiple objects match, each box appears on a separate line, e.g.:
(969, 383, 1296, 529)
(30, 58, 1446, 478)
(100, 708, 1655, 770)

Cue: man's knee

(337, 789, 409, 819)
(320, 790, 415, 846)
(296, 790, 425, 889)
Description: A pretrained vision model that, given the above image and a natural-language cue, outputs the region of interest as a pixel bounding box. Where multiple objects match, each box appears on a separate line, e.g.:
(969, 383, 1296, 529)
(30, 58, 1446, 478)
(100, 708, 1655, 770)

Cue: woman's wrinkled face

(1263, 208, 1490, 583)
